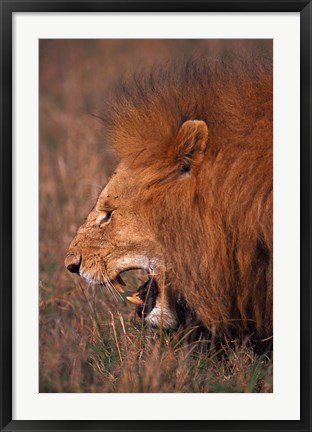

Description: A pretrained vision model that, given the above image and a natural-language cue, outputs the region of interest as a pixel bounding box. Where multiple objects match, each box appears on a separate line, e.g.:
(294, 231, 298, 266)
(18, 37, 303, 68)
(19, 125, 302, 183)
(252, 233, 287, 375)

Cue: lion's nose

(65, 254, 81, 274)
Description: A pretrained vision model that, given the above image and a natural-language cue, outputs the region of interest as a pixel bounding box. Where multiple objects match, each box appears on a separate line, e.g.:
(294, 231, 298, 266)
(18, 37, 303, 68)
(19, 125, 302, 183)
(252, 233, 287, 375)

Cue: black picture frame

(1, 1, 311, 431)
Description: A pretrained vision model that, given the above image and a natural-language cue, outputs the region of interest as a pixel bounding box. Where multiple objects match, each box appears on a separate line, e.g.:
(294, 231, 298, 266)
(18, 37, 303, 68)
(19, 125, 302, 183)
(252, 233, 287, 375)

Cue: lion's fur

(100, 51, 273, 337)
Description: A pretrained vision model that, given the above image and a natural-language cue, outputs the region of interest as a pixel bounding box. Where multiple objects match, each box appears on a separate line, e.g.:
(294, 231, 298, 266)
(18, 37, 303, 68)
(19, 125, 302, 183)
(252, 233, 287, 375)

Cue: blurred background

(39, 39, 273, 393)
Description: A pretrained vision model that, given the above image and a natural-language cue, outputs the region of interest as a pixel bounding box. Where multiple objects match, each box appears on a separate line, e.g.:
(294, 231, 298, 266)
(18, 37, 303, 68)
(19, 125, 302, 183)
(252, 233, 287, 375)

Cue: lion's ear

(172, 120, 208, 175)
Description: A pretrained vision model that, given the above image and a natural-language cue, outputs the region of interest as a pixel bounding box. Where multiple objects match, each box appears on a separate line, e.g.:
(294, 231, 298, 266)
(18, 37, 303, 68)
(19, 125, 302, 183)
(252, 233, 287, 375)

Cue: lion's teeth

(126, 296, 143, 305)
(116, 274, 126, 286)
(112, 281, 125, 293)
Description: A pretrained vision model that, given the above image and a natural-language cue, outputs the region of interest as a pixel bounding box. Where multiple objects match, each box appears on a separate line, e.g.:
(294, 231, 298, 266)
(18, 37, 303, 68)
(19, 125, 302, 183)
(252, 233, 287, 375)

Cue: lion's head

(65, 55, 273, 337)
(65, 119, 209, 329)
(65, 161, 166, 288)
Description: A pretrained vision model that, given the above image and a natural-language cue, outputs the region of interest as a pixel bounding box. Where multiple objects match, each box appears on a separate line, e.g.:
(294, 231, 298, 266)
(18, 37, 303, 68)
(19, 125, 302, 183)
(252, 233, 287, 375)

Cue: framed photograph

(1, 1, 311, 431)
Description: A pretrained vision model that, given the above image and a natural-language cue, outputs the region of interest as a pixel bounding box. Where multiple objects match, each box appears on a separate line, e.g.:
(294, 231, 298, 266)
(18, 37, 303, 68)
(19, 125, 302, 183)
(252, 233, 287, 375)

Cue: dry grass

(39, 275, 272, 393)
(39, 39, 273, 393)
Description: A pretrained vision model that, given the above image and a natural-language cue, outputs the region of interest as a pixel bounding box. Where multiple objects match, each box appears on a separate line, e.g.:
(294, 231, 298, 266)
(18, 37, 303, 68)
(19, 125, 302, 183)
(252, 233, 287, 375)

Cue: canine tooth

(126, 296, 143, 305)
(112, 281, 125, 293)
(116, 274, 126, 286)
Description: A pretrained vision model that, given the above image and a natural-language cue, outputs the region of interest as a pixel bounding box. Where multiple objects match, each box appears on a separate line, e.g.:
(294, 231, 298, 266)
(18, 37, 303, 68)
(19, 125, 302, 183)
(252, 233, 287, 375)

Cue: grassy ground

(39, 39, 273, 393)
(39, 274, 272, 393)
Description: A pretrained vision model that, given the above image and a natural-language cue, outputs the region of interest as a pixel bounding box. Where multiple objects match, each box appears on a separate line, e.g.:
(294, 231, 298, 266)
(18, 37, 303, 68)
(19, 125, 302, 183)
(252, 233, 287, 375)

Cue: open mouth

(110, 270, 159, 316)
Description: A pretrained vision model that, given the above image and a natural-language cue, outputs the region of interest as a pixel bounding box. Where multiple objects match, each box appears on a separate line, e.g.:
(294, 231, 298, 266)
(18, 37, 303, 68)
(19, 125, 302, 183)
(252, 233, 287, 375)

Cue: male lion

(65, 53, 273, 339)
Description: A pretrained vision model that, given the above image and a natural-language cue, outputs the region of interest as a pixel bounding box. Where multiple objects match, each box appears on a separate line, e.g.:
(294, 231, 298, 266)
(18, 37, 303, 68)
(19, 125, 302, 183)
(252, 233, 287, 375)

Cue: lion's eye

(99, 210, 112, 225)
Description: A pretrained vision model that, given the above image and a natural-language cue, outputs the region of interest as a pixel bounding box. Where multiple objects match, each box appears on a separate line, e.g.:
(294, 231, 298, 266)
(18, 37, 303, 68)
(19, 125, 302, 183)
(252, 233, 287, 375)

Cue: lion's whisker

(100, 268, 123, 302)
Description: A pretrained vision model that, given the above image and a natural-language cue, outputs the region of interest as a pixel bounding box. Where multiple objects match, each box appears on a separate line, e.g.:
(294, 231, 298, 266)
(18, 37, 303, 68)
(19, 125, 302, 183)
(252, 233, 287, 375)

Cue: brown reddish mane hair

(101, 50, 273, 337)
